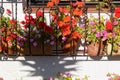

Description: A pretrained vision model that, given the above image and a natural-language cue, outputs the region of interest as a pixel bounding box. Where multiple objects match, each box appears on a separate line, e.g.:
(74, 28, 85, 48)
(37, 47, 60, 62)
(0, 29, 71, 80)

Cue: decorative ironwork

(0, 7, 4, 14)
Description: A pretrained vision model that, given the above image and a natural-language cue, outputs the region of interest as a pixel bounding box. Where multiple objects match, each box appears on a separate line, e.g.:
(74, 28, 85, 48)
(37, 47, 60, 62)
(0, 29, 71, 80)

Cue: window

(30, 0, 120, 7)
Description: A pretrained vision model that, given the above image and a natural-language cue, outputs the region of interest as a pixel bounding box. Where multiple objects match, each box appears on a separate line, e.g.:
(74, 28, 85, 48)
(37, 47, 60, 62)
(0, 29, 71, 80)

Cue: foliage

(48, 72, 88, 80)
(47, 0, 84, 46)
(16, 10, 54, 47)
(0, 9, 18, 49)
(107, 73, 120, 80)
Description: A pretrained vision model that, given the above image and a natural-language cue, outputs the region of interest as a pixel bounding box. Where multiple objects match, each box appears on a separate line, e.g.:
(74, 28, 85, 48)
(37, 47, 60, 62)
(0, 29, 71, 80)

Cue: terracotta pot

(2, 40, 15, 55)
(106, 43, 112, 56)
(62, 38, 78, 55)
(87, 41, 104, 56)
(106, 43, 120, 56)
(18, 44, 52, 56)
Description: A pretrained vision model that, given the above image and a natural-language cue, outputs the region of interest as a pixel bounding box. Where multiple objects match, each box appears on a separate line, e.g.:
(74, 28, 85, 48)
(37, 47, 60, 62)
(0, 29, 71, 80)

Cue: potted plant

(105, 7, 120, 56)
(47, 0, 84, 55)
(16, 10, 54, 56)
(0, 9, 18, 55)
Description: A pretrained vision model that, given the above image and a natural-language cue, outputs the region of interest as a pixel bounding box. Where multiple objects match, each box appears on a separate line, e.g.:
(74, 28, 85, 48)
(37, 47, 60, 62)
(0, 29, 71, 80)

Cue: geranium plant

(16, 10, 54, 48)
(48, 72, 88, 80)
(47, 0, 84, 54)
(107, 73, 120, 80)
(0, 9, 18, 54)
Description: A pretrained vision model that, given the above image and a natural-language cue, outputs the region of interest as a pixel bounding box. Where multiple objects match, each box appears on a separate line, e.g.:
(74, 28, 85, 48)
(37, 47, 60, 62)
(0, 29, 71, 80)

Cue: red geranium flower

(10, 19, 16, 24)
(105, 20, 113, 31)
(0, 46, 2, 52)
(36, 10, 43, 17)
(47, 2, 54, 7)
(63, 16, 70, 23)
(10, 34, 17, 39)
(20, 21, 26, 24)
(25, 15, 33, 21)
(114, 7, 120, 18)
(6, 9, 11, 15)
(38, 22, 46, 28)
(44, 25, 53, 33)
(115, 7, 120, 18)
(72, 31, 82, 39)
(6, 36, 12, 41)
(61, 24, 71, 36)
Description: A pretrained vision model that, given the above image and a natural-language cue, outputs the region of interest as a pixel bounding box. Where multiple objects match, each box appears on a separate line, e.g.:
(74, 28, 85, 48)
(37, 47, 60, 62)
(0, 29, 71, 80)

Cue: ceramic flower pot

(62, 38, 78, 55)
(87, 41, 104, 56)
(106, 43, 120, 56)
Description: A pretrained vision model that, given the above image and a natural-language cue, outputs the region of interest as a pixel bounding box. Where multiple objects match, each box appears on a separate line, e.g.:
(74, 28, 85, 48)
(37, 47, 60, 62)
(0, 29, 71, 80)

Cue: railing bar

(110, 1, 114, 56)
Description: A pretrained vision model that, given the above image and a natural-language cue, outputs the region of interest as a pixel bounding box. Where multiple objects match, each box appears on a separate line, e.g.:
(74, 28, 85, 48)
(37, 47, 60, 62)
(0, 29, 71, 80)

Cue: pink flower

(50, 41, 54, 45)
(48, 77, 53, 80)
(113, 20, 118, 26)
(102, 30, 108, 37)
(89, 21, 95, 26)
(33, 42, 38, 47)
(108, 78, 112, 80)
(92, 28, 96, 32)
(62, 36, 67, 41)
(96, 32, 101, 38)
(112, 32, 116, 38)
(0, 77, 3, 80)
(80, 24, 85, 28)
(65, 72, 71, 77)
(116, 76, 120, 80)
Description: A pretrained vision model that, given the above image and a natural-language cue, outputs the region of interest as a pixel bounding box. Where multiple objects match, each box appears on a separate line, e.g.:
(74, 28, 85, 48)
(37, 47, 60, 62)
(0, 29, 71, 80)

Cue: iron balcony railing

(0, 0, 120, 56)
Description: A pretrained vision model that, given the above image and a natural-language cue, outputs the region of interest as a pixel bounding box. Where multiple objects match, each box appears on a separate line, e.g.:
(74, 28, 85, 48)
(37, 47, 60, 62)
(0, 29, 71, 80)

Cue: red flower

(52, 0, 60, 3)
(1, 27, 5, 32)
(76, 1, 84, 7)
(24, 15, 33, 21)
(51, 13, 57, 22)
(6, 9, 11, 15)
(36, 10, 43, 17)
(105, 21, 113, 31)
(20, 21, 26, 24)
(63, 16, 70, 23)
(114, 7, 120, 18)
(10, 34, 17, 39)
(61, 24, 71, 36)
(72, 9, 83, 16)
(58, 21, 64, 27)
(6, 30, 11, 35)
(59, 7, 69, 14)
(47, 2, 54, 7)
(38, 22, 46, 28)
(44, 25, 53, 33)
(0, 46, 2, 52)
(72, 31, 82, 39)
(10, 19, 16, 24)
(6, 36, 12, 41)
(24, 25, 28, 29)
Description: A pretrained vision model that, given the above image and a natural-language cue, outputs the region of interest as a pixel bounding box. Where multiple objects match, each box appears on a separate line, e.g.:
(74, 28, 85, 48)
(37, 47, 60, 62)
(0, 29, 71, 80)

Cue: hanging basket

(62, 37, 79, 55)
(87, 41, 104, 56)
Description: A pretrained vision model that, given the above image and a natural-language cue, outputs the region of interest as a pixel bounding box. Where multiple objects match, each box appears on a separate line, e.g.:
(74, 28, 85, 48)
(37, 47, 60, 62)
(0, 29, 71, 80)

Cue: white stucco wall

(0, 56, 120, 80)
(0, 0, 120, 80)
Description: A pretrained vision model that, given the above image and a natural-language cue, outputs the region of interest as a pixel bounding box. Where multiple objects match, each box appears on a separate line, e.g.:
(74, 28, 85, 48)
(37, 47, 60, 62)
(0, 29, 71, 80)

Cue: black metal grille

(0, 0, 120, 56)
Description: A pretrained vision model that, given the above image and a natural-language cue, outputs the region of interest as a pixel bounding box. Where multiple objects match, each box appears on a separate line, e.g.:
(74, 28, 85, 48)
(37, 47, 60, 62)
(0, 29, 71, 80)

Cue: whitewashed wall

(0, 0, 120, 80)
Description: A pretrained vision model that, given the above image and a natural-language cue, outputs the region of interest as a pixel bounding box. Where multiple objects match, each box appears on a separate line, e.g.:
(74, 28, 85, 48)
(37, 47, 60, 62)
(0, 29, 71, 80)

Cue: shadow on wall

(19, 56, 78, 79)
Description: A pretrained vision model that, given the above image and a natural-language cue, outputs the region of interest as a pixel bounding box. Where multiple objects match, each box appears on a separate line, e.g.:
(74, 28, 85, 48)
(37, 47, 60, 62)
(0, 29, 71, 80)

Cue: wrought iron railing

(0, 0, 120, 56)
